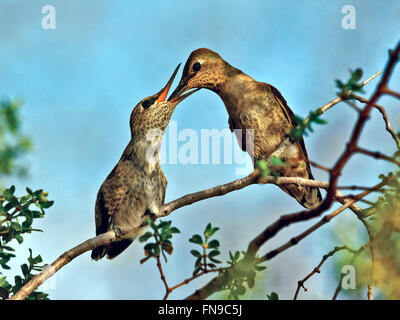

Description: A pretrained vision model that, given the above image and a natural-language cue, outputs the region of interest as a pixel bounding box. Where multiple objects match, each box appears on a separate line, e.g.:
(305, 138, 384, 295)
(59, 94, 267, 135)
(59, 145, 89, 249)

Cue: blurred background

(0, 0, 399, 299)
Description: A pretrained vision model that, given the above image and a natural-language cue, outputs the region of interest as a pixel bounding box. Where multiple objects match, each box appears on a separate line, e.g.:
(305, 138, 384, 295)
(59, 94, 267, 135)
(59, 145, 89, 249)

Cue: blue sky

(1, 0, 400, 299)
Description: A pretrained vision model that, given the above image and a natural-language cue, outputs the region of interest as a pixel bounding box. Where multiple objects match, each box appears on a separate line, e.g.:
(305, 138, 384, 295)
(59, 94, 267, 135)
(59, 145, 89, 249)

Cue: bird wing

(94, 161, 132, 236)
(268, 84, 310, 161)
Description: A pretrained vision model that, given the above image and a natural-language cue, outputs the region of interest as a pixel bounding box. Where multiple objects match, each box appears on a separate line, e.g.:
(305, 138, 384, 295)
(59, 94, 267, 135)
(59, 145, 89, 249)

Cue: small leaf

(144, 243, 156, 251)
(15, 234, 23, 244)
(190, 250, 201, 258)
(194, 256, 202, 268)
(189, 234, 203, 245)
(38, 201, 54, 209)
(0, 286, 9, 299)
(207, 239, 220, 249)
(162, 242, 173, 255)
(267, 292, 279, 300)
(255, 265, 267, 272)
(21, 264, 29, 277)
(169, 227, 180, 234)
(158, 220, 171, 229)
(209, 250, 220, 258)
(138, 232, 153, 243)
(193, 268, 201, 277)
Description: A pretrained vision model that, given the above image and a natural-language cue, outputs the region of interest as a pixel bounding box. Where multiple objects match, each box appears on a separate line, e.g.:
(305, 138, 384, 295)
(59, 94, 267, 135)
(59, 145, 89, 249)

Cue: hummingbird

(169, 48, 322, 209)
(91, 64, 197, 260)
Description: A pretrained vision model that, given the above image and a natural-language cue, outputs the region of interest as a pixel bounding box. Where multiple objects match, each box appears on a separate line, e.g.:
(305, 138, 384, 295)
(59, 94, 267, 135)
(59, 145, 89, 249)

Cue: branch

(185, 179, 388, 300)
(356, 146, 400, 166)
(294, 245, 358, 300)
(8, 231, 118, 300)
(352, 94, 400, 150)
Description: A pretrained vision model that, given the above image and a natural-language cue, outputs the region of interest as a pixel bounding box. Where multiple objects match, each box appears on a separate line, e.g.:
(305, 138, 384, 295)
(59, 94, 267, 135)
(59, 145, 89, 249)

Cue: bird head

(129, 64, 198, 137)
(168, 48, 228, 100)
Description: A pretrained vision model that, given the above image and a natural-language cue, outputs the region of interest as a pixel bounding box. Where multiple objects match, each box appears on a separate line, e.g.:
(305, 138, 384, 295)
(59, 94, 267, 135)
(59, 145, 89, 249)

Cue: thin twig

(294, 245, 358, 300)
(356, 147, 400, 166)
(352, 94, 400, 150)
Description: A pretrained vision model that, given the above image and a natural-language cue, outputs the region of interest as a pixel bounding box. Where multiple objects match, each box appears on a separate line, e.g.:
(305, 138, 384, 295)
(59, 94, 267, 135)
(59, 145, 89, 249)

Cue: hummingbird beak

(168, 88, 200, 104)
(167, 78, 188, 101)
(157, 63, 181, 103)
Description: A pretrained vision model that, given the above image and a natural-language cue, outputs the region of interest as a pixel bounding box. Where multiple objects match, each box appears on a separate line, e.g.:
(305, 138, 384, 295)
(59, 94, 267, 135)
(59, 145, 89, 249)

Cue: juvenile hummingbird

(91, 64, 197, 260)
(169, 48, 322, 209)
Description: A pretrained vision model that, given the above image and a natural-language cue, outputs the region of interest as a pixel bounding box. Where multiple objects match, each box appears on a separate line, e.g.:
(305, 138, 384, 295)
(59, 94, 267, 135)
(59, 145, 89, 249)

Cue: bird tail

(91, 239, 134, 261)
(279, 169, 322, 209)
(273, 143, 323, 209)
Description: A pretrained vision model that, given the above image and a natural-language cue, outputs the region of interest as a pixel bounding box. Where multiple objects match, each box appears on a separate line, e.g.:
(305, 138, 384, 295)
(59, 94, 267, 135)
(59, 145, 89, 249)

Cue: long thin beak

(157, 63, 181, 103)
(167, 79, 187, 101)
(169, 88, 200, 103)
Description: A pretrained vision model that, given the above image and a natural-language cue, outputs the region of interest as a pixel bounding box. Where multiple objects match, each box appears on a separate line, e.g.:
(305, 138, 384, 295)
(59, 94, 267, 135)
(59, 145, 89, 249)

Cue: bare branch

(352, 94, 400, 150)
(294, 245, 358, 300)
(356, 146, 400, 166)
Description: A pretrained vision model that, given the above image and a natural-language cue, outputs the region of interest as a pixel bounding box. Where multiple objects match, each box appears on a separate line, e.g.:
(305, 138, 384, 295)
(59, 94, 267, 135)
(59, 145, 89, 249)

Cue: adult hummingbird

(91, 64, 197, 260)
(169, 48, 322, 209)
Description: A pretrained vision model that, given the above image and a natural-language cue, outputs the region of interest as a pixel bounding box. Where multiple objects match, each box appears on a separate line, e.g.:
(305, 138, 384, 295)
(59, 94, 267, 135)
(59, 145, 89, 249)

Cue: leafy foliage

(290, 109, 327, 142)
(0, 99, 31, 182)
(139, 219, 181, 260)
(335, 68, 365, 97)
(139, 221, 269, 300)
(267, 292, 279, 300)
(0, 186, 53, 299)
(0, 98, 52, 300)
(0, 249, 48, 300)
(256, 156, 287, 179)
(189, 222, 221, 276)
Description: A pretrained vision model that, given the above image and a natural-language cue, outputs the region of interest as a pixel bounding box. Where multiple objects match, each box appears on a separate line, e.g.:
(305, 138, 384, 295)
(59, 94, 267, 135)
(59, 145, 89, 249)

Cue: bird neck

(121, 131, 165, 171)
(218, 65, 257, 114)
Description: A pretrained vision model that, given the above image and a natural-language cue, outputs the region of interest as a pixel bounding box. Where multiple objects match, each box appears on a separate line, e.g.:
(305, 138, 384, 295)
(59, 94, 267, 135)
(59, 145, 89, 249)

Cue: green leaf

(256, 160, 268, 171)
(207, 239, 220, 249)
(194, 256, 202, 268)
(189, 234, 203, 245)
(0, 276, 7, 287)
(270, 156, 286, 167)
(4, 186, 15, 199)
(193, 268, 201, 277)
(15, 234, 23, 244)
(10, 222, 22, 231)
(190, 250, 201, 258)
(209, 256, 222, 264)
(138, 232, 153, 243)
(144, 243, 156, 251)
(237, 284, 246, 295)
(205, 223, 212, 235)
(169, 227, 180, 234)
(162, 242, 173, 255)
(21, 263, 29, 277)
(38, 201, 54, 209)
(209, 250, 220, 258)
(158, 220, 171, 229)
(267, 292, 279, 300)
(234, 251, 240, 261)
(0, 286, 9, 299)
(247, 270, 256, 288)
(255, 265, 267, 272)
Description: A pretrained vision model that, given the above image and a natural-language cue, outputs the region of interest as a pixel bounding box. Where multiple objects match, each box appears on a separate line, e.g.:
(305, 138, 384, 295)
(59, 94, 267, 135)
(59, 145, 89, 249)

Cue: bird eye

(142, 99, 152, 109)
(192, 62, 201, 72)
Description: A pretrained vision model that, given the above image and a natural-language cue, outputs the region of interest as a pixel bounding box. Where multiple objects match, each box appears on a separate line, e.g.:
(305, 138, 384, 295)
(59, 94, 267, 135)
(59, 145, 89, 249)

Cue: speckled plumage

(92, 66, 191, 260)
(169, 48, 322, 209)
